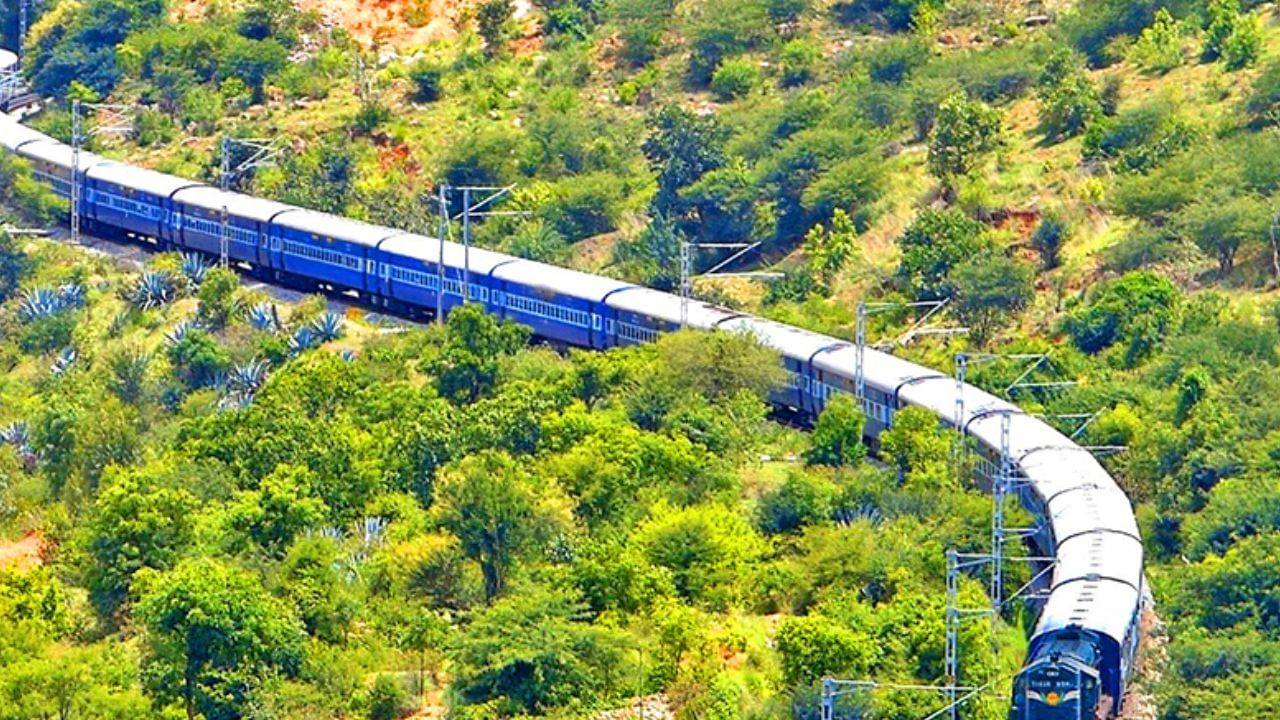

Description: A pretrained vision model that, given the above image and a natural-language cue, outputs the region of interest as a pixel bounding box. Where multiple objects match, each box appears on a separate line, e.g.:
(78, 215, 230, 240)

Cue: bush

(896, 208, 992, 300)
(1222, 13, 1262, 71)
(409, 60, 444, 102)
(367, 675, 408, 720)
(1246, 61, 1280, 128)
(1058, 0, 1179, 66)
(768, 0, 810, 23)
(832, 0, 937, 33)
(538, 173, 627, 241)
(1031, 214, 1068, 270)
(780, 39, 821, 87)
(711, 57, 762, 101)
(1127, 8, 1186, 74)
(1062, 270, 1179, 356)
(684, 0, 771, 87)
(950, 250, 1035, 341)
(804, 394, 867, 467)
(758, 471, 839, 534)
(867, 38, 929, 85)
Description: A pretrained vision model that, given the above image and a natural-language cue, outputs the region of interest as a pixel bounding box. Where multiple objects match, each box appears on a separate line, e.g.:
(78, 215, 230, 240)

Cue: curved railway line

(0, 109, 1144, 719)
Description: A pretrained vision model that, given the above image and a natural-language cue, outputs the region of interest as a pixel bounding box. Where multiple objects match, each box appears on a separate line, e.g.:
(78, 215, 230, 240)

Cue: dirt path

(0, 532, 44, 572)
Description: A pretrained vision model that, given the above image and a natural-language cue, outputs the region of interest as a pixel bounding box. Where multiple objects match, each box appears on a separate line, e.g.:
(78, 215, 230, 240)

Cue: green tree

(1223, 11, 1263, 71)
(927, 92, 1002, 199)
(451, 586, 633, 715)
(1203, 0, 1241, 62)
(277, 536, 358, 643)
(432, 450, 566, 601)
(196, 267, 239, 329)
(775, 613, 880, 687)
(757, 471, 840, 534)
(476, 0, 513, 57)
(221, 37, 287, 103)
(428, 304, 531, 404)
(1178, 195, 1269, 276)
(803, 208, 859, 288)
(0, 231, 30, 301)
(1063, 270, 1179, 355)
(633, 504, 766, 607)
(226, 464, 326, 556)
(136, 558, 305, 720)
(879, 406, 956, 487)
(642, 106, 727, 228)
(1031, 214, 1069, 270)
(1128, 8, 1185, 74)
(950, 250, 1035, 341)
(167, 329, 232, 389)
(896, 208, 991, 300)
(804, 394, 867, 467)
(1037, 49, 1102, 141)
(80, 466, 197, 617)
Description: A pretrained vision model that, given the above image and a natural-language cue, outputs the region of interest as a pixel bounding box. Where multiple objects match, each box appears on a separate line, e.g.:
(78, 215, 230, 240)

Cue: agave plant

(339, 349, 357, 363)
(57, 283, 86, 310)
(50, 347, 77, 375)
(0, 421, 36, 470)
(288, 326, 318, 355)
(17, 287, 64, 322)
(164, 319, 200, 346)
(181, 253, 209, 288)
(0, 421, 30, 452)
(348, 517, 390, 567)
(225, 358, 270, 397)
(127, 271, 177, 310)
(834, 503, 884, 528)
(107, 347, 152, 404)
(108, 310, 131, 338)
(310, 312, 345, 342)
(248, 303, 281, 333)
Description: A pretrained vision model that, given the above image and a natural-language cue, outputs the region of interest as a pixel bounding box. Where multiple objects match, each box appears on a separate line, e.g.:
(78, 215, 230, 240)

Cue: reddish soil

(0, 531, 44, 573)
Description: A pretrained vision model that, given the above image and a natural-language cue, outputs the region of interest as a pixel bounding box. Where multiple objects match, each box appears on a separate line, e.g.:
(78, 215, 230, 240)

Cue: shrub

(1203, 0, 1240, 62)
(927, 92, 1002, 194)
(950, 250, 1035, 341)
(780, 39, 821, 87)
(476, 0, 513, 57)
(711, 58, 762, 101)
(1127, 8, 1186, 74)
(758, 471, 839, 534)
(538, 172, 627, 241)
(1038, 50, 1103, 140)
(867, 38, 929, 85)
(768, 0, 810, 23)
(167, 329, 232, 388)
(1222, 13, 1262, 71)
(1031, 214, 1068, 270)
(896, 208, 992, 300)
(1062, 270, 1179, 355)
(804, 394, 867, 467)
(409, 60, 444, 102)
(367, 675, 408, 720)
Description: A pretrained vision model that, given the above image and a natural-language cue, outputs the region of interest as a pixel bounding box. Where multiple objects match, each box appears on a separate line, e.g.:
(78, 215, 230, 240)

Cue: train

(0, 111, 1143, 719)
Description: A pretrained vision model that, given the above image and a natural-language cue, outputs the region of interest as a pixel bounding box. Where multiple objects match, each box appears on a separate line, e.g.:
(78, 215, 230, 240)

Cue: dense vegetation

(6, 0, 1280, 717)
